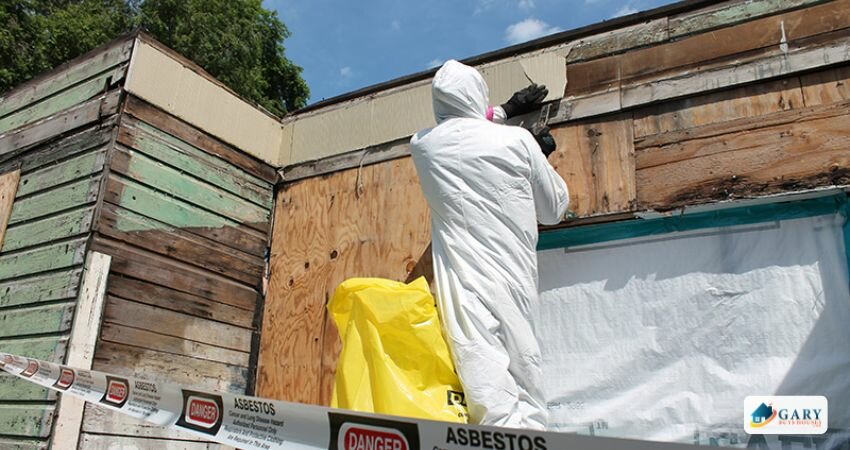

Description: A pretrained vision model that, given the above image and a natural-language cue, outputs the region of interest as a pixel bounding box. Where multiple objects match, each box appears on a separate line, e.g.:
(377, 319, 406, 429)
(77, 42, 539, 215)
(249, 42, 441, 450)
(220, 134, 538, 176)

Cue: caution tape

(0, 352, 707, 450)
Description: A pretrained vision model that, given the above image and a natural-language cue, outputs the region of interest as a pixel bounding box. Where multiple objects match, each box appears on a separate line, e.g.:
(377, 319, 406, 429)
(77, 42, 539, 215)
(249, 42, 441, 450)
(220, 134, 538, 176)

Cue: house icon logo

(750, 402, 777, 428)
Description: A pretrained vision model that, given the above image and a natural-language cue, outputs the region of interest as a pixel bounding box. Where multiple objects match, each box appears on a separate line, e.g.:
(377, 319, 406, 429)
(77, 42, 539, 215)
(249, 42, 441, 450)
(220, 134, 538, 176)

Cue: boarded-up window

(0, 170, 20, 249)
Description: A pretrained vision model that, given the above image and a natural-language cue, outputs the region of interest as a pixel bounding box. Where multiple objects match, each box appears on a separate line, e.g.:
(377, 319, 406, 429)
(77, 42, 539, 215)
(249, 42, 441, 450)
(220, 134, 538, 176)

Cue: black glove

(501, 83, 548, 118)
(533, 126, 557, 158)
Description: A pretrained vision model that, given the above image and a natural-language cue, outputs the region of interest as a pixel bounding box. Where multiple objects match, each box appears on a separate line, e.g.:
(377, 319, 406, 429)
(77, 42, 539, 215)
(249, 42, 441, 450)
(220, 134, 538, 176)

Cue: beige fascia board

(125, 38, 283, 166)
(282, 45, 570, 165)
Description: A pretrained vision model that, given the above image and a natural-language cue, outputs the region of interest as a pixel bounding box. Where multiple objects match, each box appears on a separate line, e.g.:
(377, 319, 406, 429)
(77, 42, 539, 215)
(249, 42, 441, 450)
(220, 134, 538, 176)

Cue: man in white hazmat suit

(410, 60, 569, 429)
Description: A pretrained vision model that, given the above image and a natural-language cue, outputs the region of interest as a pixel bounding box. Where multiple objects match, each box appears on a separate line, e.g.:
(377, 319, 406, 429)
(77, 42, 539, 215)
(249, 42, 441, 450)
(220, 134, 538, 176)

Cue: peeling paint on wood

(0, 269, 81, 309)
(110, 147, 269, 232)
(103, 175, 266, 257)
(0, 237, 87, 280)
(8, 176, 100, 225)
(0, 66, 126, 135)
(98, 203, 262, 285)
(119, 118, 272, 208)
(0, 38, 132, 118)
(0, 90, 120, 160)
(0, 302, 76, 337)
(0, 336, 68, 401)
(566, 18, 669, 63)
(0, 404, 54, 438)
(668, 0, 830, 39)
(15, 149, 107, 198)
(2, 206, 95, 253)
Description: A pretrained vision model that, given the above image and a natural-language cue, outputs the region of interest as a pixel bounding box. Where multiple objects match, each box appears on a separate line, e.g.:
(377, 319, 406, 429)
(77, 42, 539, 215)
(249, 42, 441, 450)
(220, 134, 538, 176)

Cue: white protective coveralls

(410, 60, 569, 429)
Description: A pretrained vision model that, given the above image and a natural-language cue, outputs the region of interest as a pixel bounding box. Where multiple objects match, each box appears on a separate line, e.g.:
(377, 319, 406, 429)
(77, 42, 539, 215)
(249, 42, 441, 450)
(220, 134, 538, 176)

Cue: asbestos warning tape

(0, 352, 706, 450)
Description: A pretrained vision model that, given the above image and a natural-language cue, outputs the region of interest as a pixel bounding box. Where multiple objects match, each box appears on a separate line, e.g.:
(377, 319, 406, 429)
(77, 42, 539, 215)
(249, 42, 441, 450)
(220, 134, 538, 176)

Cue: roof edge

(290, 0, 721, 115)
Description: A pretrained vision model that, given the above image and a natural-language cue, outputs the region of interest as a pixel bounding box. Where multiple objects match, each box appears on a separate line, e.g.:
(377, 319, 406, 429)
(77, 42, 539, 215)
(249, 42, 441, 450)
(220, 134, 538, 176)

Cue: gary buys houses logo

(329, 412, 420, 450)
(745, 396, 828, 434)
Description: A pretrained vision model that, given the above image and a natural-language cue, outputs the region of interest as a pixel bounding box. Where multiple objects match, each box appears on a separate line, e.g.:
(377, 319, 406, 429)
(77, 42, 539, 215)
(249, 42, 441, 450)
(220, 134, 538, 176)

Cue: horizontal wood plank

(118, 118, 272, 207)
(0, 437, 47, 449)
(105, 275, 254, 329)
(98, 203, 262, 285)
(0, 302, 75, 338)
(632, 77, 805, 138)
(91, 237, 259, 311)
(2, 206, 95, 253)
(100, 322, 250, 367)
(0, 238, 87, 280)
(800, 64, 850, 106)
(668, 0, 829, 39)
(0, 336, 68, 401)
(79, 433, 229, 449)
(82, 405, 205, 442)
(636, 103, 850, 209)
(110, 147, 269, 232)
(566, 17, 668, 64)
(103, 297, 252, 353)
(16, 149, 106, 198)
(0, 66, 126, 135)
(92, 341, 248, 392)
(0, 38, 132, 118)
(102, 175, 266, 257)
(0, 90, 120, 161)
(124, 95, 277, 183)
(15, 124, 113, 174)
(8, 176, 100, 225)
(0, 404, 53, 438)
(0, 269, 81, 309)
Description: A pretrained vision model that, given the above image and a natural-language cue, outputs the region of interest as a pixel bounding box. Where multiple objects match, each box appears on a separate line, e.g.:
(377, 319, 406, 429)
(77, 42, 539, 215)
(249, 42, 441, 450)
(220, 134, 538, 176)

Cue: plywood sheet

(258, 157, 431, 405)
(125, 40, 282, 166)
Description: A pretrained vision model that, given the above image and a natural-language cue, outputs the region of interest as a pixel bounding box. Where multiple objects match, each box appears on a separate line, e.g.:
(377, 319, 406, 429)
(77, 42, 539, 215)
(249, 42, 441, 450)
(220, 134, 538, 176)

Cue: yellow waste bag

(329, 277, 468, 423)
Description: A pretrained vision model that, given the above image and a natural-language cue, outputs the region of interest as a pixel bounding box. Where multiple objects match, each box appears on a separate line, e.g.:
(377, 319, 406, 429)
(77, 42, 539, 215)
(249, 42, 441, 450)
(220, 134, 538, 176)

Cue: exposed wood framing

(51, 252, 111, 450)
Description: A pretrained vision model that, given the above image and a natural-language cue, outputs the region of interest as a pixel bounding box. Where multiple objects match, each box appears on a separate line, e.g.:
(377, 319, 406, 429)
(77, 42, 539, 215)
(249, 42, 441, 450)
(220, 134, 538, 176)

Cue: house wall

(79, 94, 275, 449)
(0, 38, 131, 450)
(259, 0, 850, 407)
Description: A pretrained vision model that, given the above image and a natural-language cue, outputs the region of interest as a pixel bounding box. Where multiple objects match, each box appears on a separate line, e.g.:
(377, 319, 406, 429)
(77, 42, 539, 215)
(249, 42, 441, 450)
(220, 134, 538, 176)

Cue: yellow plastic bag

(329, 277, 468, 423)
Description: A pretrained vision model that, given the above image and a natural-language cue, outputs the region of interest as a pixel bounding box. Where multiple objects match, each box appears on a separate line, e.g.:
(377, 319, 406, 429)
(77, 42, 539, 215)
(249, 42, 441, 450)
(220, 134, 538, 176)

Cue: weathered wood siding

(82, 95, 275, 447)
(0, 36, 131, 449)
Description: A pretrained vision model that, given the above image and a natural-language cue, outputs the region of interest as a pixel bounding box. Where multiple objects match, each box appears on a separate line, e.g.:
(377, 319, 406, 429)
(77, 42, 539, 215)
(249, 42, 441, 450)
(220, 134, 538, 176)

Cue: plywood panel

(548, 114, 636, 217)
(258, 157, 431, 405)
(633, 77, 805, 138)
(636, 102, 850, 209)
(0, 170, 20, 249)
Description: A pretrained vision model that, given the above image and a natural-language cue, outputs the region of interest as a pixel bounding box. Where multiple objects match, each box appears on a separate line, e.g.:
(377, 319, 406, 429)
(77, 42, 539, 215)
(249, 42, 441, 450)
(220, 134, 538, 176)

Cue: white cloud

(474, 0, 496, 15)
(611, 4, 638, 17)
(339, 66, 352, 77)
(519, 0, 534, 9)
(504, 18, 562, 44)
(427, 59, 445, 69)
(391, 19, 401, 31)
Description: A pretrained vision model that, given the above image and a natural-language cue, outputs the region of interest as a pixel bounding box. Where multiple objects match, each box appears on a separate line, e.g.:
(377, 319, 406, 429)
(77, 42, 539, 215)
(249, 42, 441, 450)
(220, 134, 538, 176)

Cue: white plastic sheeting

(534, 213, 850, 446)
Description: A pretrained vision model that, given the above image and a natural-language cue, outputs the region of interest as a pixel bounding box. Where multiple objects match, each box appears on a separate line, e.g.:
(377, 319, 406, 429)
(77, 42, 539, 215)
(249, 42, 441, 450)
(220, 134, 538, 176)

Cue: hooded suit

(410, 60, 569, 429)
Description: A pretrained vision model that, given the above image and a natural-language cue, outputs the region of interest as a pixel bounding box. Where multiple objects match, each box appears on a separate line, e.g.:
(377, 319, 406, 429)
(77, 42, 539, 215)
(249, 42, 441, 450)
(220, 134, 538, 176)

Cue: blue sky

(264, 0, 677, 105)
